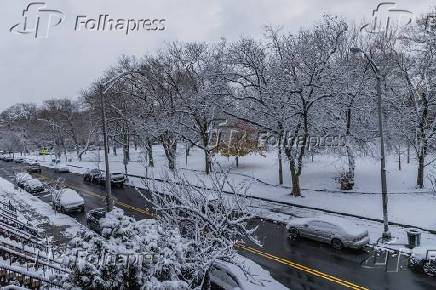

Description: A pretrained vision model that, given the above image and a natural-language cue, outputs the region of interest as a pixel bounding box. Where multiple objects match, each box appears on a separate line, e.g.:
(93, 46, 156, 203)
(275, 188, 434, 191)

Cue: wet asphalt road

(0, 160, 435, 290)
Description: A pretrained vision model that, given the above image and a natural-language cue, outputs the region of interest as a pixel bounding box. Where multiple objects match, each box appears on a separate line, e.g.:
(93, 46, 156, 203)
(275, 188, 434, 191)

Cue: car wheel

(331, 238, 344, 250)
(289, 228, 299, 240)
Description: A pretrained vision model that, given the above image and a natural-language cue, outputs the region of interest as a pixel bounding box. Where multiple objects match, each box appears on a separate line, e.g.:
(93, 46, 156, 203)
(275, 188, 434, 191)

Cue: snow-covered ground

(24, 145, 436, 232)
(0, 177, 84, 238)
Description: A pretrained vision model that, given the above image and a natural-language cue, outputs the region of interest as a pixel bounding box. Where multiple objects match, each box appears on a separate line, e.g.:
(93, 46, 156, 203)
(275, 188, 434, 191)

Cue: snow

(213, 255, 289, 290)
(19, 146, 436, 258)
(24, 178, 43, 189)
(0, 177, 83, 235)
(411, 245, 436, 262)
(315, 215, 369, 236)
(57, 189, 84, 208)
(24, 146, 436, 231)
(14, 172, 32, 184)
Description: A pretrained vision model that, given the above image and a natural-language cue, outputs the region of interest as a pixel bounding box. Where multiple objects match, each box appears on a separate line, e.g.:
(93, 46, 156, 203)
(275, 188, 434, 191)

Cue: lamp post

(350, 47, 391, 240)
(97, 72, 132, 213)
(98, 84, 113, 212)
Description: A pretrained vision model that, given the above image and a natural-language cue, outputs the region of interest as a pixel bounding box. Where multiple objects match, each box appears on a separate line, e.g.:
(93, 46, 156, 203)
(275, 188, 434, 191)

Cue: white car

(52, 188, 84, 212)
(409, 246, 436, 277)
(54, 164, 70, 173)
(14, 157, 25, 163)
(286, 216, 370, 250)
(15, 172, 32, 188)
(23, 179, 45, 194)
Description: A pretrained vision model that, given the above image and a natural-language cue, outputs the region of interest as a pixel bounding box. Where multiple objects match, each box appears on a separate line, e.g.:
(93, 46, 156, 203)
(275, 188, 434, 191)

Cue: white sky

(0, 0, 434, 111)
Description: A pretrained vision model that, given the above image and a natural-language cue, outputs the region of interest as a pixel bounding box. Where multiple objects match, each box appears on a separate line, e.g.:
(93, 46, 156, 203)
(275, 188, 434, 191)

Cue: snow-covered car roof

(56, 164, 69, 168)
(57, 189, 84, 206)
(25, 179, 43, 188)
(16, 172, 32, 180)
(287, 215, 367, 236)
(411, 246, 436, 261)
(111, 172, 124, 176)
(211, 256, 289, 290)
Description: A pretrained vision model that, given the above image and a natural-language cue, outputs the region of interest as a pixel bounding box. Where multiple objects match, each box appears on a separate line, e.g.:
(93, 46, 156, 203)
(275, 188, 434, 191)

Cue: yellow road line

(237, 244, 369, 290)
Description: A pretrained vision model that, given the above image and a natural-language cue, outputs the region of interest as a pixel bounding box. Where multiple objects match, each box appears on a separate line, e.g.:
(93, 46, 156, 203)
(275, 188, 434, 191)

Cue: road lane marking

(67, 184, 152, 217)
(237, 244, 369, 290)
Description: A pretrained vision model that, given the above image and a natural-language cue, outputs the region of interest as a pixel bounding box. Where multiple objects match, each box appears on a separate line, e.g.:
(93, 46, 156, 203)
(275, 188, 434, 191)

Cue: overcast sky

(1, 0, 434, 111)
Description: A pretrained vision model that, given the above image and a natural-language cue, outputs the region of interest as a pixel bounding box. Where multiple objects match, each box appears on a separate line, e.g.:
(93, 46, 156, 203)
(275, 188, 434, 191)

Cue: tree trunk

(290, 160, 301, 196)
(147, 140, 154, 167)
(416, 93, 428, 189)
(417, 153, 425, 188)
(236, 156, 239, 168)
(185, 143, 191, 166)
(398, 148, 401, 171)
(162, 140, 177, 170)
(204, 148, 211, 174)
(407, 143, 410, 164)
(278, 138, 283, 185)
(290, 167, 301, 196)
(202, 133, 211, 174)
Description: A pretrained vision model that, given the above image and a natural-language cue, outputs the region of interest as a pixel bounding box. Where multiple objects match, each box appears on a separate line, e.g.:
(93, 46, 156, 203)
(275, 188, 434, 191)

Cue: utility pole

(99, 85, 113, 212)
(350, 47, 391, 240)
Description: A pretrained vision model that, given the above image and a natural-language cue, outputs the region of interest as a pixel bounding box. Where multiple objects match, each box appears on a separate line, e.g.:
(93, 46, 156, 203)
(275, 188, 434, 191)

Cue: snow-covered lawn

(24, 145, 436, 232)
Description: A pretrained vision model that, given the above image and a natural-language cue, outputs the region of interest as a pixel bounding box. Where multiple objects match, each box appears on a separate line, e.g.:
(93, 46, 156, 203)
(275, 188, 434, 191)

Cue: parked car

(83, 169, 102, 183)
(409, 246, 436, 277)
(15, 172, 33, 188)
(27, 162, 42, 173)
(23, 179, 45, 194)
(86, 208, 106, 234)
(51, 188, 84, 213)
(14, 157, 25, 163)
(3, 156, 14, 162)
(286, 216, 370, 250)
(105, 172, 127, 188)
(54, 164, 70, 173)
(83, 169, 126, 188)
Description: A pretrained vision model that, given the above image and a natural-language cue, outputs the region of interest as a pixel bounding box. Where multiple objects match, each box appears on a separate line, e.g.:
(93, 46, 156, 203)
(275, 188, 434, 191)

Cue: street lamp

(97, 72, 132, 213)
(350, 47, 391, 240)
(98, 84, 113, 212)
